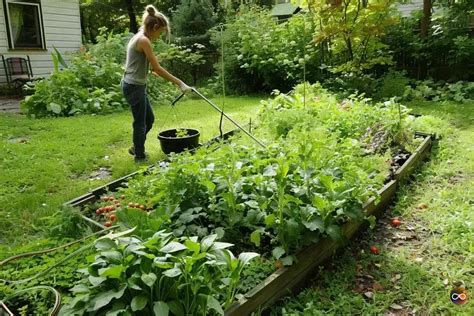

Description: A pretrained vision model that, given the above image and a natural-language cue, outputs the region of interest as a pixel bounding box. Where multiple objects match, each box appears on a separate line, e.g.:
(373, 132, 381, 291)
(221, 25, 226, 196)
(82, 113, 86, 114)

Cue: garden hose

(1, 227, 137, 286)
(0, 225, 116, 267)
(2, 286, 61, 316)
(1, 242, 91, 285)
(0, 225, 118, 284)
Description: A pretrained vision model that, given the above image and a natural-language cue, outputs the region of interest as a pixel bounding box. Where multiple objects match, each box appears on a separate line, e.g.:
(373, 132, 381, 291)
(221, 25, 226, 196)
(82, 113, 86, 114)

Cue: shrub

(374, 70, 410, 101)
(323, 72, 378, 99)
(402, 80, 474, 103)
(210, 7, 319, 93)
(21, 30, 183, 118)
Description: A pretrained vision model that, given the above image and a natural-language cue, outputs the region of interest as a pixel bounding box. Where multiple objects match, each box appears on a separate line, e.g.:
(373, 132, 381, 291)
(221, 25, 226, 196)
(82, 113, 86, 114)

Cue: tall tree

(420, 0, 432, 38)
(172, 0, 218, 46)
(125, 0, 138, 33)
(312, 0, 397, 73)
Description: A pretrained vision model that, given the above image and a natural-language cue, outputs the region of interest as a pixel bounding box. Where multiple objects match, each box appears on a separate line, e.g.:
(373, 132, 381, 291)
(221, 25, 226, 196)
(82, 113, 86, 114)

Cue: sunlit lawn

(0, 95, 264, 248)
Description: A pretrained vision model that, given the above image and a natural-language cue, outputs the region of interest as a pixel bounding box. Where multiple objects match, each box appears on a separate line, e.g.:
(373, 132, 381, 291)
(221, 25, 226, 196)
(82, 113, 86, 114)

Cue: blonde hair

(142, 5, 170, 37)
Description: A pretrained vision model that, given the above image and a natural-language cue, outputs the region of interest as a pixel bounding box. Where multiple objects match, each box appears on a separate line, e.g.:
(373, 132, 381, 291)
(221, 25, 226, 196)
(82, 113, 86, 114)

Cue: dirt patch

(0, 97, 22, 114)
(7, 136, 30, 144)
(88, 167, 112, 181)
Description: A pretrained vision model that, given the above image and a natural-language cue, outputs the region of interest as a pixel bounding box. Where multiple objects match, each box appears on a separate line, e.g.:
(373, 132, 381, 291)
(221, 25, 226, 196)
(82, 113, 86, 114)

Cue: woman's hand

(178, 82, 192, 93)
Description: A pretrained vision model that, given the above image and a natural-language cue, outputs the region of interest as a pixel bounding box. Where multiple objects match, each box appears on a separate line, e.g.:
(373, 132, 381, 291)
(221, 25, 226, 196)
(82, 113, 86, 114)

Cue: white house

(398, 0, 424, 17)
(0, 0, 82, 86)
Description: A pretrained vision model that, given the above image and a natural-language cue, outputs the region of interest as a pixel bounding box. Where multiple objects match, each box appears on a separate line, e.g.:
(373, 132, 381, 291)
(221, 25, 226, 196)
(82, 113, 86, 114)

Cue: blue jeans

(121, 81, 155, 158)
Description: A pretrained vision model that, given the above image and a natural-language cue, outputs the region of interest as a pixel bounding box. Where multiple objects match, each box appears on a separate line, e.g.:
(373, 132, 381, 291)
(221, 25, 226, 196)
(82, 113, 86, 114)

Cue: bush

(210, 7, 319, 93)
(402, 80, 474, 103)
(21, 30, 182, 118)
(21, 31, 131, 117)
(374, 70, 410, 101)
(323, 72, 378, 99)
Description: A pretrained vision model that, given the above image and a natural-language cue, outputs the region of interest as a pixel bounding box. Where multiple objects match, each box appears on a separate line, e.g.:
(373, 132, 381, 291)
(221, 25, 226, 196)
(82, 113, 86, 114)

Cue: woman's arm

(137, 36, 190, 91)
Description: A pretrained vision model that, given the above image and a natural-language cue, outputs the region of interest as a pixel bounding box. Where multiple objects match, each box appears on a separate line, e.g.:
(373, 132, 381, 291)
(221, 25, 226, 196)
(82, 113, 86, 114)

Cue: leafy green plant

(210, 7, 319, 93)
(374, 70, 410, 101)
(175, 128, 190, 138)
(21, 29, 177, 118)
(61, 231, 258, 315)
(402, 80, 474, 103)
(116, 83, 419, 265)
(51, 46, 69, 73)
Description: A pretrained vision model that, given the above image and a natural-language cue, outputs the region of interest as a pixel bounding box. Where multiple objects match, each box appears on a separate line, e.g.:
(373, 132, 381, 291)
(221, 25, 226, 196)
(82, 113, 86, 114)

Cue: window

(3, 0, 45, 49)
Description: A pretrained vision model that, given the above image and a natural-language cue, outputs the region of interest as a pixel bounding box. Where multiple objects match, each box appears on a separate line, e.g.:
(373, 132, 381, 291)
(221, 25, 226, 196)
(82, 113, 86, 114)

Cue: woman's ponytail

(145, 5, 156, 17)
(142, 4, 170, 38)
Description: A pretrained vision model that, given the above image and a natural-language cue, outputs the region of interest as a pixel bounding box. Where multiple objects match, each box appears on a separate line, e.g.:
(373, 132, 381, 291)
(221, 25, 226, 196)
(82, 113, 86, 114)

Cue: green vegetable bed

(2, 84, 437, 315)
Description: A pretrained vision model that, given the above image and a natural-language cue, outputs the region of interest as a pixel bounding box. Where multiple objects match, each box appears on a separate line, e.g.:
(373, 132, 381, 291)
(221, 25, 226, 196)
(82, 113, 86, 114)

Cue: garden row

(2, 84, 434, 315)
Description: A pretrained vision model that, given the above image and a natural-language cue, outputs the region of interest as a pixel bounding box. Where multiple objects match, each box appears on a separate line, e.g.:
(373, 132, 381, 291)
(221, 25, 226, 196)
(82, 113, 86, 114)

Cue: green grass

(0, 96, 263, 250)
(272, 100, 474, 315)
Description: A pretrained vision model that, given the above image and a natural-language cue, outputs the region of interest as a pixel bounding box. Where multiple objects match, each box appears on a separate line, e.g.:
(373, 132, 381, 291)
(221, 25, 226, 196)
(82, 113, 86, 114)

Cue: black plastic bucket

(158, 128, 200, 154)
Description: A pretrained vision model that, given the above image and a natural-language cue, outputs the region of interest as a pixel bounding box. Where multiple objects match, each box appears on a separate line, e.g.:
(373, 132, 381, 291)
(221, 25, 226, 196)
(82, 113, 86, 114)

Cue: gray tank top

(123, 31, 149, 85)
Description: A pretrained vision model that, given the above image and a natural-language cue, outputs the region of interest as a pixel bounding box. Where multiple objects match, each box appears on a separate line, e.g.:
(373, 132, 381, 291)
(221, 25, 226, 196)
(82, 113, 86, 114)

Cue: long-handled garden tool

(171, 87, 266, 148)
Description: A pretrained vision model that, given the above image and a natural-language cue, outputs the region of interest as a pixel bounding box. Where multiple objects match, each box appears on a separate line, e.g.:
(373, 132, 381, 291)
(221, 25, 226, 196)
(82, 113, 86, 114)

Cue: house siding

(0, 0, 82, 86)
(398, 0, 424, 18)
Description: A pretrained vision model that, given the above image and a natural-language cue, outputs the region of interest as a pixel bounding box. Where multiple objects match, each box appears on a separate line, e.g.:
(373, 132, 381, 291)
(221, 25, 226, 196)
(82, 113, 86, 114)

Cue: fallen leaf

(372, 282, 384, 292)
(415, 257, 423, 263)
(390, 303, 403, 310)
(364, 291, 374, 299)
(391, 274, 402, 283)
(443, 278, 449, 287)
(417, 203, 428, 209)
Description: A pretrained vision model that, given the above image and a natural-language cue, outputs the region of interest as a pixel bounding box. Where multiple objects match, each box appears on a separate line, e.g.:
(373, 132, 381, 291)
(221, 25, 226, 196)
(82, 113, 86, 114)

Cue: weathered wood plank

(395, 136, 432, 181)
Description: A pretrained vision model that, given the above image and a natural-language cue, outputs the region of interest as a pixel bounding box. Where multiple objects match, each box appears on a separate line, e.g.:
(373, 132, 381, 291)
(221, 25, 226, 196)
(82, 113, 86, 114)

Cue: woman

(122, 4, 191, 162)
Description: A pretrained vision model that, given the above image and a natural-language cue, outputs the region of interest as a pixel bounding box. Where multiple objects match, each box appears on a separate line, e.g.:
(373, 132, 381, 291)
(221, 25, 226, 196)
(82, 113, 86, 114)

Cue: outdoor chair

(1, 55, 35, 90)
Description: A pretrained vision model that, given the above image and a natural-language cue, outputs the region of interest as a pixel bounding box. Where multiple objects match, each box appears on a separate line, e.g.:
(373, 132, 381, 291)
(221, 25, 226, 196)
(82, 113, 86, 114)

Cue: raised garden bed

(225, 135, 433, 315)
(62, 132, 433, 315)
(65, 127, 241, 213)
(5, 84, 438, 314)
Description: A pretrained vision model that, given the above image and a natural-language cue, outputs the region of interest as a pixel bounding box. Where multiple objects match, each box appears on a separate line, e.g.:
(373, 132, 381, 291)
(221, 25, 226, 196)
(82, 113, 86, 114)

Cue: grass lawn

(272, 100, 474, 315)
(0, 96, 263, 251)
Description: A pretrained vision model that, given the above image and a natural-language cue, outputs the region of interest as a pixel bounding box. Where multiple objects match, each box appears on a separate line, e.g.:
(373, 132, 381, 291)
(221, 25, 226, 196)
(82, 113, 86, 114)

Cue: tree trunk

(420, 0, 432, 38)
(125, 0, 138, 33)
(79, 7, 87, 43)
(88, 14, 96, 44)
(419, 0, 432, 78)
